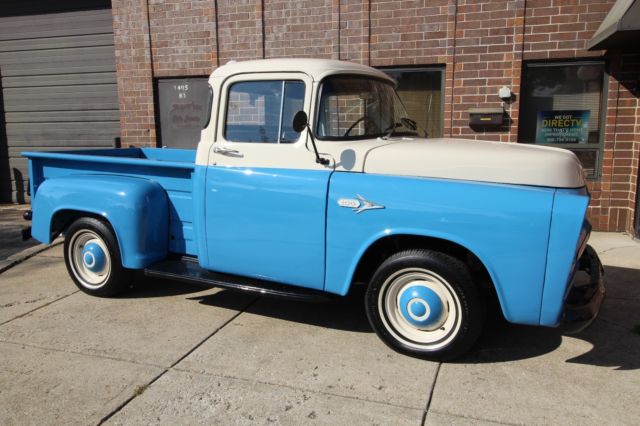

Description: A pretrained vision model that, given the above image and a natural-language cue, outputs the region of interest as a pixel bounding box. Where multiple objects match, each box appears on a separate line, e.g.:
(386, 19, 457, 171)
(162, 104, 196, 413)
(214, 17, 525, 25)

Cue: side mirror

(291, 110, 329, 166)
(292, 110, 308, 133)
(400, 117, 417, 131)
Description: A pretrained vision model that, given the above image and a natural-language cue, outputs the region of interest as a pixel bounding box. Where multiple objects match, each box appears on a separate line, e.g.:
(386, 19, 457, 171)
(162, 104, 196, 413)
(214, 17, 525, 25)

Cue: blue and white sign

(535, 110, 591, 144)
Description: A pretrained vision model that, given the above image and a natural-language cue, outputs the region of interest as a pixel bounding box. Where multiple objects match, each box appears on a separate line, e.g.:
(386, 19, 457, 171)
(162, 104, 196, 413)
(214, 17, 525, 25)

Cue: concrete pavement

(0, 204, 57, 273)
(0, 233, 638, 425)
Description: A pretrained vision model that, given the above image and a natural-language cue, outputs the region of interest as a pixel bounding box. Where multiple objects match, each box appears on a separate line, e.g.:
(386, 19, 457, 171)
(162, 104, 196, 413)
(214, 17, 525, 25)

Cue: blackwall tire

(64, 217, 132, 297)
(365, 249, 485, 361)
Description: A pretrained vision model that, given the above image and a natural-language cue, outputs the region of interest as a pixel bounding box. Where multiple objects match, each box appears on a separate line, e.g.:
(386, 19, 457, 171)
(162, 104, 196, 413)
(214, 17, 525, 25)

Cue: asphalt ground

(0, 228, 638, 425)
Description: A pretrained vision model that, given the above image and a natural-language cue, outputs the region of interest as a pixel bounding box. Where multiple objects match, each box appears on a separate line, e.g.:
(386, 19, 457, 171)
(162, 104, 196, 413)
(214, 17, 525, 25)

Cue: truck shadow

(463, 315, 640, 370)
(129, 265, 639, 369)
(451, 263, 640, 370)
(190, 284, 373, 333)
(125, 273, 209, 298)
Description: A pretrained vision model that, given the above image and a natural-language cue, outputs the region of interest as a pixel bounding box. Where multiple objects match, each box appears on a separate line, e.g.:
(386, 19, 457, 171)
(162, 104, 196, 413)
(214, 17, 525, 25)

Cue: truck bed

(23, 147, 197, 256)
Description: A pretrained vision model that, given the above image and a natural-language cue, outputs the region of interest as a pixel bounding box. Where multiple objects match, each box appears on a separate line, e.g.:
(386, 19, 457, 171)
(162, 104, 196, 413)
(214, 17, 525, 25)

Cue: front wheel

(64, 217, 132, 297)
(365, 249, 485, 361)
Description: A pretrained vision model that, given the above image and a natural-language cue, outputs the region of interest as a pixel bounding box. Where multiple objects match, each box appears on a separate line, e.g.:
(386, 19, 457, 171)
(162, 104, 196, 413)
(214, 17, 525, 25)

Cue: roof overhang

(587, 0, 640, 50)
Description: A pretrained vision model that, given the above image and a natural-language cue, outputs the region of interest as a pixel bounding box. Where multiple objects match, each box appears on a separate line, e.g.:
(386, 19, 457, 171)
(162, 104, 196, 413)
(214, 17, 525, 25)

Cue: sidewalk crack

(421, 362, 441, 425)
(0, 291, 78, 327)
(96, 296, 258, 425)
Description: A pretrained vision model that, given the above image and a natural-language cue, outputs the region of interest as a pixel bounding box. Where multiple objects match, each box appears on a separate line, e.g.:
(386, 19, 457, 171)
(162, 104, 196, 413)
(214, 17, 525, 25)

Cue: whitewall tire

(365, 249, 485, 360)
(64, 217, 132, 297)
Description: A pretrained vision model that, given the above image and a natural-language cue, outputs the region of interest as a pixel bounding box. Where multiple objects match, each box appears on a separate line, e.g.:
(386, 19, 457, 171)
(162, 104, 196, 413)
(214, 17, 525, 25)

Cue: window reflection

(519, 62, 605, 178)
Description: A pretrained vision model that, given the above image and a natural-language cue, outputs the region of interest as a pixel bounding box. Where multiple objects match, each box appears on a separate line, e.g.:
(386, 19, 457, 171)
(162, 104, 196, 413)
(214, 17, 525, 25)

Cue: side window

(225, 80, 305, 143)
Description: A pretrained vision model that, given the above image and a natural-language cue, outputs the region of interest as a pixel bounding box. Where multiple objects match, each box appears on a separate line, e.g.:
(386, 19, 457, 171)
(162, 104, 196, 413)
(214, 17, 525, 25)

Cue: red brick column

(217, 0, 264, 64)
(339, 0, 370, 64)
(450, 1, 525, 142)
(112, 0, 157, 147)
(443, 0, 458, 137)
(264, 0, 339, 59)
(148, 0, 217, 76)
(633, 55, 640, 235)
(589, 51, 620, 231)
(370, 0, 451, 67)
(523, 0, 612, 61)
(601, 53, 640, 232)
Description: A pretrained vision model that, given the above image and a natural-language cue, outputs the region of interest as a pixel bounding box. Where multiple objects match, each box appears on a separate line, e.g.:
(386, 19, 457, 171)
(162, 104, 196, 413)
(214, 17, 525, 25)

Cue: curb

(0, 238, 64, 274)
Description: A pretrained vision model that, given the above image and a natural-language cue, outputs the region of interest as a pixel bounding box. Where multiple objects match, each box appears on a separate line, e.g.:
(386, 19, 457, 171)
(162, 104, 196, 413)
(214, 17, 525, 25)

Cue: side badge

(337, 195, 385, 214)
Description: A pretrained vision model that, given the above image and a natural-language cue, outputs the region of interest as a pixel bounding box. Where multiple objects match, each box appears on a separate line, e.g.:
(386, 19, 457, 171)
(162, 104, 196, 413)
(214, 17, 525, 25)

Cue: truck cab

(24, 59, 604, 360)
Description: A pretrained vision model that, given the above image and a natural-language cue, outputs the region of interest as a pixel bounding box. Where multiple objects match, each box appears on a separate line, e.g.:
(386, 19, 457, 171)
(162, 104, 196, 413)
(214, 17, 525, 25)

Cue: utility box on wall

(157, 78, 211, 149)
(468, 108, 504, 127)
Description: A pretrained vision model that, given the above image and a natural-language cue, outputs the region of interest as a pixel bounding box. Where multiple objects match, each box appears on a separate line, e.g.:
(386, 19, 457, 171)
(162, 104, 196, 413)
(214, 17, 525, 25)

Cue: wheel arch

(346, 232, 505, 319)
(51, 208, 110, 240)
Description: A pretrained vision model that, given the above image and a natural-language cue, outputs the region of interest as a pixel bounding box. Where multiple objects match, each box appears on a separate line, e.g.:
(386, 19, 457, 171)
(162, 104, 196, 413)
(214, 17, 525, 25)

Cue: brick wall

(339, 0, 369, 63)
(449, 1, 526, 143)
(593, 53, 640, 232)
(217, 0, 263, 64)
(112, 0, 156, 147)
(111, 0, 638, 232)
(148, 0, 217, 76)
(264, 0, 339, 59)
(523, 0, 611, 61)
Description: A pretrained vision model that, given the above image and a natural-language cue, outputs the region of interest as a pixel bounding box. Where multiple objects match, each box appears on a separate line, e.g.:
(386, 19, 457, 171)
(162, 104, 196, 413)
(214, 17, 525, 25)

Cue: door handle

(214, 146, 242, 156)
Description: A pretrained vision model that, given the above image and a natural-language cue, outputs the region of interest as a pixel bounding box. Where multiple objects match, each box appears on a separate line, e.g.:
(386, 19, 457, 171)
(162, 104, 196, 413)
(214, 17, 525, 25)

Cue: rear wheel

(365, 249, 485, 361)
(64, 217, 132, 297)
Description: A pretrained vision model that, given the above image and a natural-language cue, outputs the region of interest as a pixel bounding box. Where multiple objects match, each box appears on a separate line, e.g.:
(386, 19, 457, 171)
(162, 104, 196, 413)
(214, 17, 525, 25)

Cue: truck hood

(362, 138, 586, 188)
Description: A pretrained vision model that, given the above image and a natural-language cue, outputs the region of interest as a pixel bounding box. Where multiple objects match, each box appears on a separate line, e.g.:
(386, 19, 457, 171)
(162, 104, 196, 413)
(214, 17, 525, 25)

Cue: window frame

(378, 65, 446, 138)
(518, 59, 609, 180)
(223, 79, 306, 144)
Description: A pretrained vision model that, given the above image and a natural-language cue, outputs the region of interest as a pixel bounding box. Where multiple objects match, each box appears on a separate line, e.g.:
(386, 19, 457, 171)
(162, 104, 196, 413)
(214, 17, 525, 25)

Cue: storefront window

(157, 77, 210, 149)
(519, 61, 606, 178)
(381, 67, 444, 138)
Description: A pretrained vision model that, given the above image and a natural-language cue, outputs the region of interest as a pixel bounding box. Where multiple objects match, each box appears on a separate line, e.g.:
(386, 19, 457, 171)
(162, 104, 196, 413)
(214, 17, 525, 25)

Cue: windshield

(315, 76, 418, 140)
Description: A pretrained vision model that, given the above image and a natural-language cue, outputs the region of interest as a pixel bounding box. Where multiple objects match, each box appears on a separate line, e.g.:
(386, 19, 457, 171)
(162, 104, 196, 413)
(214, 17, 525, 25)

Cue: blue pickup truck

(23, 59, 604, 360)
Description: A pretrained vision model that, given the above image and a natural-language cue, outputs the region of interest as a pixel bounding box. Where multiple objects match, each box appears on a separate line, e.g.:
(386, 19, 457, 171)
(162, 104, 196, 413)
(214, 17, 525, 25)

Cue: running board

(144, 258, 330, 302)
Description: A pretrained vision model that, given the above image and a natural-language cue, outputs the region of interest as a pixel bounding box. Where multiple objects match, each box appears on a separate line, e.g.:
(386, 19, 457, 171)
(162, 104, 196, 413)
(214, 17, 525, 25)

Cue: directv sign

(535, 110, 591, 144)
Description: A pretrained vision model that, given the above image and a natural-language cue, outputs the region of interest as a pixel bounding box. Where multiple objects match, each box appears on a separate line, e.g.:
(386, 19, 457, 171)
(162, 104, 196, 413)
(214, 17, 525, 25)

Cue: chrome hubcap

(379, 268, 462, 350)
(68, 231, 112, 289)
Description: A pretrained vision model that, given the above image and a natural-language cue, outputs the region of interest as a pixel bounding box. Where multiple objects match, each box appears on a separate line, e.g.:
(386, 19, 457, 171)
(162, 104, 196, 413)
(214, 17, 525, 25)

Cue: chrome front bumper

(561, 245, 606, 334)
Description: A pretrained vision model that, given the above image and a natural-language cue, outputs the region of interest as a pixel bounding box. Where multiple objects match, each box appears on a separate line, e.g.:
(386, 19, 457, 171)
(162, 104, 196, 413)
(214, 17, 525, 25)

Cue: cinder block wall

(110, 0, 639, 233)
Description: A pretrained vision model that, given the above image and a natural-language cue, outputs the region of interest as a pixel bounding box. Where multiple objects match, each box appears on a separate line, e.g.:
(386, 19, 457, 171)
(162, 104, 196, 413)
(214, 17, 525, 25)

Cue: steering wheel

(344, 116, 371, 137)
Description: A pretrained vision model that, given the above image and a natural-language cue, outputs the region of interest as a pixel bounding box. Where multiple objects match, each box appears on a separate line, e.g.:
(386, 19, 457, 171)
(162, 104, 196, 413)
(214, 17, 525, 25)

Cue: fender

(325, 172, 556, 325)
(539, 187, 590, 326)
(32, 175, 169, 269)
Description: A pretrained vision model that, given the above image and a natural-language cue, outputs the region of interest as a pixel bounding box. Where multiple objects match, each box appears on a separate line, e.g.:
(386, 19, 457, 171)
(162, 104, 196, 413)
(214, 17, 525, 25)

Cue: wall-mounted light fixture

(498, 86, 512, 103)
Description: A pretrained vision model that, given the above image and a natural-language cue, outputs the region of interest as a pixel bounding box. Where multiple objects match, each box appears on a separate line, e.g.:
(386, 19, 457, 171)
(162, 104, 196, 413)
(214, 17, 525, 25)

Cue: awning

(587, 0, 640, 50)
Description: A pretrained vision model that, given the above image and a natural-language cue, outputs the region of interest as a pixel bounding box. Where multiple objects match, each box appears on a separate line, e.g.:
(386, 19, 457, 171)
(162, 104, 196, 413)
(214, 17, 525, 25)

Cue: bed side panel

(26, 152, 196, 256)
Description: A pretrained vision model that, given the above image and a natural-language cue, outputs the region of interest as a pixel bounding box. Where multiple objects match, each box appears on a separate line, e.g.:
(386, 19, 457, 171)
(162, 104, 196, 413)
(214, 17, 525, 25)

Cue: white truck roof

(211, 58, 395, 84)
